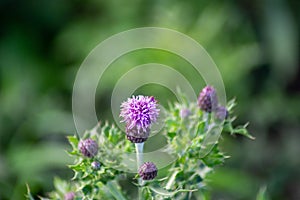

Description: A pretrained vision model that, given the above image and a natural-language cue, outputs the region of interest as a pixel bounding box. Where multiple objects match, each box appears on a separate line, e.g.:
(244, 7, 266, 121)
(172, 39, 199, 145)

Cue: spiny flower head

(78, 138, 98, 158)
(138, 162, 158, 180)
(120, 95, 159, 132)
(198, 86, 218, 113)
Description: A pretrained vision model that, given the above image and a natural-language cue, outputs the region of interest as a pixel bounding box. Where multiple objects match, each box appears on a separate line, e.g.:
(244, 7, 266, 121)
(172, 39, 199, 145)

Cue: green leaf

(53, 177, 68, 195)
(227, 98, 237, 112)
(201, 145, 228, 167)
(142, 187, 154, 200)
(167, 132, 176, 139)
(195, 121, 205, 136)
(149, 186, 196, 197)
(25, 184, 35, 200)
(223, 121, 255, 140)
(69, 162, 85, 172)
(231, 123, 255, 140)
(67, 135, 79, 150)
(82, 184, 92, 195)
(106, 181, 128, 200)
(256, 186, 269, 200)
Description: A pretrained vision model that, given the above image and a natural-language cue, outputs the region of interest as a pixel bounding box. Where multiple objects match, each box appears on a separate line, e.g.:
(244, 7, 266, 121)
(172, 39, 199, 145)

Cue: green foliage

(160, 94, 253, 199)
(27, 92, 253, 199)
(47, 124, 131, 200)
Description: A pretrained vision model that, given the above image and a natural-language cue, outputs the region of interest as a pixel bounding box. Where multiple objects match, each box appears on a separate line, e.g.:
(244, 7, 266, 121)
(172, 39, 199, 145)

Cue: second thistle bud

(215, 106, 229, 121)
(91, 161, 101, 170)
(180, 108, 191, 119)
(198, 86, 218, 113)
(138, 162, 158, 180)
(78, 138, 98, 158)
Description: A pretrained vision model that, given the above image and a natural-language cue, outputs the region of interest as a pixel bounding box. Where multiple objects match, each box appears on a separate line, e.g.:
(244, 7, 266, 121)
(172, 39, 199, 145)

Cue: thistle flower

(120, 95, 159, 142)
(215, 106, 229, 121)
(78, 138, 98, 158)
(138, 162, 158, 180)
(198, 86, 218, 113)
(64, 192, 75, 200)
(91, 161, 101, 170)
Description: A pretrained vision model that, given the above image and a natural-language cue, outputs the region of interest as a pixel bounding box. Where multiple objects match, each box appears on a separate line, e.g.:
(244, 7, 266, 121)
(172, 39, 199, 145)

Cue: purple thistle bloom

(138, 162, 158, 180)
(198, 86, 218, 113)
(120, 95, 159, 133)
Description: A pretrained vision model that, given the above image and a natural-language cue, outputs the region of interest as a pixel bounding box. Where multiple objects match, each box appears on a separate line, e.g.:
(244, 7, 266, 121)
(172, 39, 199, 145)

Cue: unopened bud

(138, 162, 158, 180)
(78, 138, 98, 158)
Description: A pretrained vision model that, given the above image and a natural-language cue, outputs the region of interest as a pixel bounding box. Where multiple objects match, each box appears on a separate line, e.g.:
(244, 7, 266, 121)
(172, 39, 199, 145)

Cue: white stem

(135, 142, 144, 199)
(204, 112, 210, 132)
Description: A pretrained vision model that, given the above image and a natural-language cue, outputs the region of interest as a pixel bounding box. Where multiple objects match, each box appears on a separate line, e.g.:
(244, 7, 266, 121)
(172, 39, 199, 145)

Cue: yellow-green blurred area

(0, 0, 299, 199)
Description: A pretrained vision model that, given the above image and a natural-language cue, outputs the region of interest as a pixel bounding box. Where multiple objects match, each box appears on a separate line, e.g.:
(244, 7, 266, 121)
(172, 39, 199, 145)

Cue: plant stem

(135, 142, 144, 200)
(203, 112, 210, 132)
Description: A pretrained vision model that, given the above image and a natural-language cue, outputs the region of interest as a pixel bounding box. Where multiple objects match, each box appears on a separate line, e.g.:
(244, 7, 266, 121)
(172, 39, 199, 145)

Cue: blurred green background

(0, 0, 299, 199)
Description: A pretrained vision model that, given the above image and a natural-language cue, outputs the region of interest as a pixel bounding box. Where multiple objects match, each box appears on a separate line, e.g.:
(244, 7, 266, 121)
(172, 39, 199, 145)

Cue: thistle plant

(27, 86, 253, 200)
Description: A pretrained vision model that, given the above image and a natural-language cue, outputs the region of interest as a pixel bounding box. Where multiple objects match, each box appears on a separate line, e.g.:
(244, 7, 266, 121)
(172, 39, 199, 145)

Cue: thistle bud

(215, 106, 229, 121)
(64, 192, 75, 200)
(78, 138, 98, 158)
(180, 108, 191, 119)
(198, 86, 218, 113)
(91, 161, 101, 170)
(138, 162, 158, 180)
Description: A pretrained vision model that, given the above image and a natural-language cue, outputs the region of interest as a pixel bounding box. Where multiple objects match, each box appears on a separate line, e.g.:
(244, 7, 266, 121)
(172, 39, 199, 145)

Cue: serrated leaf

(67, 150, 80, 156)
(230, 123, 255, 140)
(69, 163, 84, 172)
(201, 145, 227, 167)
(223, 121, 254, 140)
(149, 186, 196, 197)
(25, 184, 35, 200)
(71, 171, 83, 180)
(227, 98, 237, 111)
(67, 135, 79, 150)
(53, 177, 68, 195)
